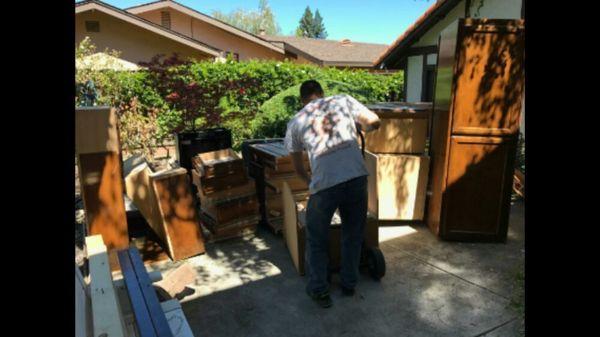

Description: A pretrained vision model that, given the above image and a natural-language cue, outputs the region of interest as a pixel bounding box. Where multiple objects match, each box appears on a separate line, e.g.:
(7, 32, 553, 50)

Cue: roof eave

(374, 0, 461, 68)
(125, 0, 285, 54)
(76, 1, 221, 57)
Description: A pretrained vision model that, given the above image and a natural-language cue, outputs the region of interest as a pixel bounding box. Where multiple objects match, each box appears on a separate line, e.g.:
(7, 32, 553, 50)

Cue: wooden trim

(421, 63, 437, 102)
(421, 54, 427, 101)
(465, 0, 472, 17)
(405, 45, 438, 57)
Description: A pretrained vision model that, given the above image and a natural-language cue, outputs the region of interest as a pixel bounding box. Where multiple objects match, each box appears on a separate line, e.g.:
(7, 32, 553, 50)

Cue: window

(225, 51, 239, 61)
(85, 21, 100, 32)
(161, 11, 171, 29)
(422, 65, 436, 102)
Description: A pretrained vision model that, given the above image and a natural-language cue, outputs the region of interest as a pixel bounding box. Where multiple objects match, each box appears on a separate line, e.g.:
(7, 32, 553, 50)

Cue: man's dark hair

(300, 80, 324, 101)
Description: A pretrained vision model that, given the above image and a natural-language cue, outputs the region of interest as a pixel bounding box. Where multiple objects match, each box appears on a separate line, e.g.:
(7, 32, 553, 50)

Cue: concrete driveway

(147, 200, 524, 337)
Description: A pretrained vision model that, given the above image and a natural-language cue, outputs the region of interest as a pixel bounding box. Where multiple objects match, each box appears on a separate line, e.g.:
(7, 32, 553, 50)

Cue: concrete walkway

(147, 200, 524, 337)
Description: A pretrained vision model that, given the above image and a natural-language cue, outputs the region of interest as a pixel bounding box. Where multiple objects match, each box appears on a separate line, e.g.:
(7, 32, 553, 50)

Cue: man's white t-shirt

(284, 94, 370, 194)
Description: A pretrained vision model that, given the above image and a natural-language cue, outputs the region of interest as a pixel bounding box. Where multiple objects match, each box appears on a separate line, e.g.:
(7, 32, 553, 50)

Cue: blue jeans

(305, 175, 368, 295)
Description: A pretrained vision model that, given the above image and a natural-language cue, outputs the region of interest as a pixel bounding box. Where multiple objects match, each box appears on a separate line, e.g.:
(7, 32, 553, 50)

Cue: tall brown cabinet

(427, 18, 525, 242)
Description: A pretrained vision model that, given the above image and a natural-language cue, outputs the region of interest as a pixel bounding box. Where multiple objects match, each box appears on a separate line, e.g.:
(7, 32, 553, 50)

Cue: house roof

(125, 0, 285, 54)
(76, 0, 221, 57)
(374, 0, 462, 68)
(264, 36, 388, 68)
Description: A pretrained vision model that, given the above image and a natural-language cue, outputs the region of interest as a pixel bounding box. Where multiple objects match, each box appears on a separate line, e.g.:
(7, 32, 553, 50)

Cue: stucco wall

(136, 8, 286, 62)
(406, 56, 424, 102)
(75, 11, 212, 64)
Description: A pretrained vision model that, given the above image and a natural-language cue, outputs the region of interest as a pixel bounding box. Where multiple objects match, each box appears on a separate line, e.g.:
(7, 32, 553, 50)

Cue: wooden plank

(79, 152, 129, 252)
(154, 263, 197, 298)
(75, 264, 92, 337)
(118, 249, 158, 337)
(75, 106, 120, 154)
(160, 300, 195, 337)
(127, 248, 174, 337)
(364, 117, 428, 154)
(86, 235, 127, 337)
(282, 182, 304, 275)
(365, 151, 379, 218)
(366, 151, 430, 220)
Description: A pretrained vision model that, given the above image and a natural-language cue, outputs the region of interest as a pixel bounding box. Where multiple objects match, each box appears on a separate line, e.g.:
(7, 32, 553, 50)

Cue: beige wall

(136, 8, 287, 62)
(75, 11, 213, 65)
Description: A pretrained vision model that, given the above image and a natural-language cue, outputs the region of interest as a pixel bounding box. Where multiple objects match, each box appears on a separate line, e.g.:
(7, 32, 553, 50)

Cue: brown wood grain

(125, 160, 205, 260)
(152, 172, 205, 260)
(78, 152, 129, 251)
(427, 19, 524, 242)
(365, 117, 429, 154)
(75, 107, 120, 154)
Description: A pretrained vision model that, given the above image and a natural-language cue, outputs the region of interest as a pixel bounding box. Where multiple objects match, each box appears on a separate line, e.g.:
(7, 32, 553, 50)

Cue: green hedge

(250, 80, 374, 140)
(76, 46, 404, 155)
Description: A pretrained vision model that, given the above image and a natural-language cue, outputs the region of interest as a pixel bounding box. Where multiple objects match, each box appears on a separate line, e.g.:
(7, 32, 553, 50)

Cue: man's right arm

(346, 95, 380, 132)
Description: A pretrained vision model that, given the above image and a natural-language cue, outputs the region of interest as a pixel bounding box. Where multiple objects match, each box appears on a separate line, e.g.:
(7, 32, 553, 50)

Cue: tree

(212, 0, 281, 35)
(295, 7, 327, 39)
(296, 6, 314, 37)
(313, 10, 327, 39)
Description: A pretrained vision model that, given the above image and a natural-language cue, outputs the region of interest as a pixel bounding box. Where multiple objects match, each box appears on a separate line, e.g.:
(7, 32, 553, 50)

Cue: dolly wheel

(366, 247, 386, 280)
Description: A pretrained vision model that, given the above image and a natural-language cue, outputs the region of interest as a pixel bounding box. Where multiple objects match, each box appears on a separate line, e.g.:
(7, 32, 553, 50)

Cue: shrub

(75, 38, 404, 155)
(251, 80, 374, 139)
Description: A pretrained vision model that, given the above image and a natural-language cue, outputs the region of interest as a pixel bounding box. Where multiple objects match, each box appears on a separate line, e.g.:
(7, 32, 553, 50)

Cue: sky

(97, 0, 435, 45)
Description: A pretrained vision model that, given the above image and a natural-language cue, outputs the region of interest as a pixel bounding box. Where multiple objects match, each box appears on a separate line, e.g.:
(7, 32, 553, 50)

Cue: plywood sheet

(282, 182, 304, 275)
(85, 235, 126, 337)
(365, 118, 428, 154)
(75, 106, 120, 154)
(78, 152, 129, 252)
(366, 151, 430, 220)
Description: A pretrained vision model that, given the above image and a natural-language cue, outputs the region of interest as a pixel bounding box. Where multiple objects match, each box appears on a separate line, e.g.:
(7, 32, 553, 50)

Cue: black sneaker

(306, 289, 333, 308)
(340, 286, 355, 297)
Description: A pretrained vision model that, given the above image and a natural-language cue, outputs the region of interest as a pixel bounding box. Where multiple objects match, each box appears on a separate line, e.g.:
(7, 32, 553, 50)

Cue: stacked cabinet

(427, 19, 525, 242)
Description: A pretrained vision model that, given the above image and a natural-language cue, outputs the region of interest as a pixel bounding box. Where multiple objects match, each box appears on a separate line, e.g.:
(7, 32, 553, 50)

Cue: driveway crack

(398, 250, 510, 301)
(471, 317, 518, 336)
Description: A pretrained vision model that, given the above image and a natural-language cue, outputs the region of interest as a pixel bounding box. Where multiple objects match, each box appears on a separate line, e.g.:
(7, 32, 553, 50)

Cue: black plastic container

(175, 128, 232, 172)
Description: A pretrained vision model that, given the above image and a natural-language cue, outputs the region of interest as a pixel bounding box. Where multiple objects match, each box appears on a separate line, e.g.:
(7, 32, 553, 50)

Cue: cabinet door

(440, 135, 516, 241)
(451, 19, 525, 136)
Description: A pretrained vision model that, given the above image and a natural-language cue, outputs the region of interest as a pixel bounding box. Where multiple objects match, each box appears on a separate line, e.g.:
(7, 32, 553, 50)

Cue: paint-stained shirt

(284, 94, 370, 194)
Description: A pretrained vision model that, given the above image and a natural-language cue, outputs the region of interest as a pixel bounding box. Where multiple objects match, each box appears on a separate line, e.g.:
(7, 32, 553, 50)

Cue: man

(284, 80, 380, 308)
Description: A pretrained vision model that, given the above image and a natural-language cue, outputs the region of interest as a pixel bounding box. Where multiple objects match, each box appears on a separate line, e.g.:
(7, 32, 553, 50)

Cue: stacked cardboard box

(247, 141, 310, 234)
(190, 148, 259, 241)
(364, 103, 432, 221)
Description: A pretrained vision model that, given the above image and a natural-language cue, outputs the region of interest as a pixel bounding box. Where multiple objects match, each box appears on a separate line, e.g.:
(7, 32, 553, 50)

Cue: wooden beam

(85, 235, 127, 337)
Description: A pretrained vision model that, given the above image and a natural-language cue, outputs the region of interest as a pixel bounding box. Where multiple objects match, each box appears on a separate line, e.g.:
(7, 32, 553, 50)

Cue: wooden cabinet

(427, 19, 524, 242)
(76, 107, 129, 255)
